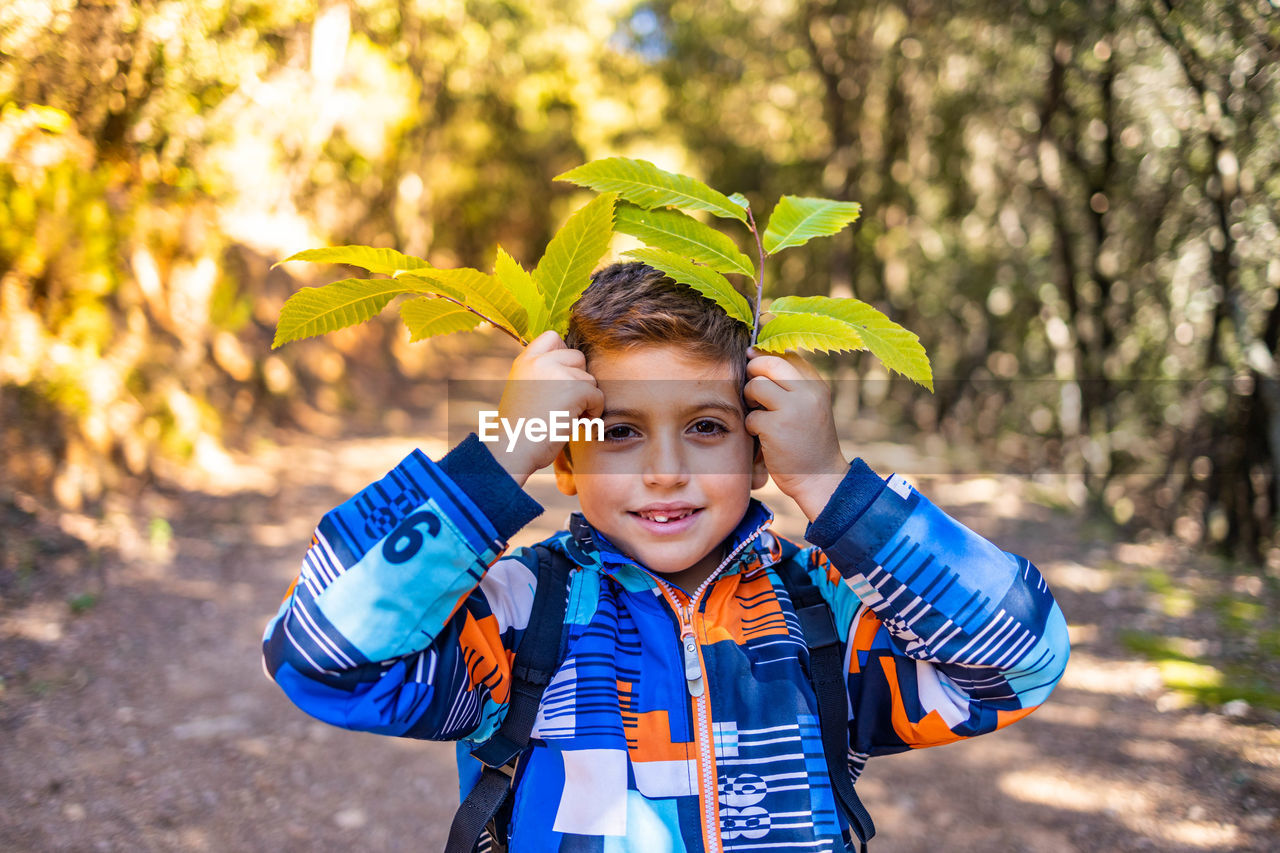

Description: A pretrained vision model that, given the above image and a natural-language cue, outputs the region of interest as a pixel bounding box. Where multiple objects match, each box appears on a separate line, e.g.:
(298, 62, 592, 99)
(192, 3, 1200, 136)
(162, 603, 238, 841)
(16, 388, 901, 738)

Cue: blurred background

(2, 1, 1279, 850)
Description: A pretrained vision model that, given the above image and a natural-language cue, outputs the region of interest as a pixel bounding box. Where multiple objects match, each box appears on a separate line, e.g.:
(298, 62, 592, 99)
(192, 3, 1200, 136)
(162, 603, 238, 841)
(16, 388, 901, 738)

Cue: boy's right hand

(491, 330, 603, 487)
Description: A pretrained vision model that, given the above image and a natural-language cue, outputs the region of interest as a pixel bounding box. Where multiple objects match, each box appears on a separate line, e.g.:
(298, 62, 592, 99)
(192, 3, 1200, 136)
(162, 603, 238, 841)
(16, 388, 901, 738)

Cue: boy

(263, 262, 1070, 852)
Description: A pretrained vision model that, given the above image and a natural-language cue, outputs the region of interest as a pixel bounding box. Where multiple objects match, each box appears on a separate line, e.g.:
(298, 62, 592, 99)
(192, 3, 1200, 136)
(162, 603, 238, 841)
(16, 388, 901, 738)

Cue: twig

(746, 205, 767, 345)
(427, 292, 526, 345)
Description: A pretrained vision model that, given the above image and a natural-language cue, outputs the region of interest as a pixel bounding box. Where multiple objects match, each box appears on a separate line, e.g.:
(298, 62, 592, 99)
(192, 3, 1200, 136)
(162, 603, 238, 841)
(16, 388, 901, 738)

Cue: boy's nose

(641, 434, 690, 488)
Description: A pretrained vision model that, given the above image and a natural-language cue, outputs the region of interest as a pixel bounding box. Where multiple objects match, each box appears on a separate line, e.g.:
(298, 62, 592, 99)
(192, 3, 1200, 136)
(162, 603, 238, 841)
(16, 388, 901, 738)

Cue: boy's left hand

(744, 349, 849, 523)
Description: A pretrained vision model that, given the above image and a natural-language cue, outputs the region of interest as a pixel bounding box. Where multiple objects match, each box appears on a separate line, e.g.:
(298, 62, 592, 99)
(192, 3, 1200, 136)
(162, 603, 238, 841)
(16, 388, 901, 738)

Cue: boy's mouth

(629, 505, 702, 531)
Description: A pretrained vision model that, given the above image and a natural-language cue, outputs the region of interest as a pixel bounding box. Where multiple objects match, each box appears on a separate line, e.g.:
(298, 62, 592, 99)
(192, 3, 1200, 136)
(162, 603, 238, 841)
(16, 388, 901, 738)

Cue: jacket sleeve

(261, 433, 546, 745)
(803, 460, 1070, 757)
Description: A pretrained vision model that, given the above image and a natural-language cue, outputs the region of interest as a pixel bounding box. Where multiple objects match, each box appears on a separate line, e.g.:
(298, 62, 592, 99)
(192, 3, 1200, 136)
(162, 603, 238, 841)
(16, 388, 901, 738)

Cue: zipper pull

(681, 629, 704, 697)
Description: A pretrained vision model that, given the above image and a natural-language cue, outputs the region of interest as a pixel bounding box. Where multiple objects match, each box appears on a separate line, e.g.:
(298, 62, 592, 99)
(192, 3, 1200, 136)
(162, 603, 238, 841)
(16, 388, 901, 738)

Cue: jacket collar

(561, 498, 780, 590)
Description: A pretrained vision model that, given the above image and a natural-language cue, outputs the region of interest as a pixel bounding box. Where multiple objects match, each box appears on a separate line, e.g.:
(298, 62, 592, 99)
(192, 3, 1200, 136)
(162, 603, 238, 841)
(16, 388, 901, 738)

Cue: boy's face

(553, 345, 767, 589)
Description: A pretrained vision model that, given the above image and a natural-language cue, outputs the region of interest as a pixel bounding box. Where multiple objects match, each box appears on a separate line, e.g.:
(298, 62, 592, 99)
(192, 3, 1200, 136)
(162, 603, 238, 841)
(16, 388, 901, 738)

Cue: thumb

(524, 329, 567, 356)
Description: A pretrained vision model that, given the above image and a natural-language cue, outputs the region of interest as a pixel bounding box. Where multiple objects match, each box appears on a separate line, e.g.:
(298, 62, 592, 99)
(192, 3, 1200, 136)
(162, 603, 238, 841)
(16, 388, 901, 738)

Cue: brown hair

(565, 262, 751, 384)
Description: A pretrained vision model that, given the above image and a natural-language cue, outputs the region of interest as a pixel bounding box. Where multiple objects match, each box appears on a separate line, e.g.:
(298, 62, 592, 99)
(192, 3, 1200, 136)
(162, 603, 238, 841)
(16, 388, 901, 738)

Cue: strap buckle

(470, 733, 523, 770)
(796, 602, 839, 650)
(512, 662, 554, 687)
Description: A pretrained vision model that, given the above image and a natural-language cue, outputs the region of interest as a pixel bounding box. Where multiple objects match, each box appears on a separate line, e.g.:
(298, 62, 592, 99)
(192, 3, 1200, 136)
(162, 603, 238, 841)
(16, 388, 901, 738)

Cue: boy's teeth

(640, 509, 692, 522)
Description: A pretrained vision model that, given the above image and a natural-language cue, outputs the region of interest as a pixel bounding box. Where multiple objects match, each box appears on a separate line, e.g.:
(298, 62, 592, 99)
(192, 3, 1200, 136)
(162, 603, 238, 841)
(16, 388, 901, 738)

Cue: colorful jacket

(263, 435, 1069, 852)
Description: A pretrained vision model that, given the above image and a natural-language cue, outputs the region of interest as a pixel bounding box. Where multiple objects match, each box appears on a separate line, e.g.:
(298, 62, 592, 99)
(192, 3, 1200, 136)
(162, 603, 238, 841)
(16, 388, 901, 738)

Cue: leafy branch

(558, 157, 932, 390)
(270, 192, 617, 349)
(272, 157, 932, 391)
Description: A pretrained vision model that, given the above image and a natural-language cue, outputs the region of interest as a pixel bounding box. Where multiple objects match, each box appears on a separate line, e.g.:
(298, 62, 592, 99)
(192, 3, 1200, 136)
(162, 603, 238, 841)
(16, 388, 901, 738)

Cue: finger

(777, 350, 822, 381)
(744, 408, 772, 436)
(560, 367, 598, 386)
(746, 354, 804, 389)
(581, 387, 605, 420)
(743, 375, 788, 411)
(543, 346, 587, 371)
(524, 329, 566, 356)
(745, 353, 784, 376)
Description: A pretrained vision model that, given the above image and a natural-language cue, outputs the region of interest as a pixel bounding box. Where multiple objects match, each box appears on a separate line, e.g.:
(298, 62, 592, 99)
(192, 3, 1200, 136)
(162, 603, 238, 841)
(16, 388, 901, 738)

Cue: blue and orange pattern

(263, 442, 1069, 852)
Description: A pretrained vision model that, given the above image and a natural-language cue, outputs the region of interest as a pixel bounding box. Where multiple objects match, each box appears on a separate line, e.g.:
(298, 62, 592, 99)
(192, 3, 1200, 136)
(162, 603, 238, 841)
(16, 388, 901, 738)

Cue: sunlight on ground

(998, 769, 1241, 848)
(0, 600, 65, 643)
(1044, 561, 1112, 593)
(928, 476, 1027, 518)
(999, 769, 1152, 814)
(1027, 700, 1104, 728)
(154, 435, 278, 496)
(249, 519, 316, 548)
(1066, 623, 1097, 645)
(1059, 650, 1163, 697)
(1034, 689, 1280, 777)
(1120, 738, 1185, 763)
(330, 436, 447, 495)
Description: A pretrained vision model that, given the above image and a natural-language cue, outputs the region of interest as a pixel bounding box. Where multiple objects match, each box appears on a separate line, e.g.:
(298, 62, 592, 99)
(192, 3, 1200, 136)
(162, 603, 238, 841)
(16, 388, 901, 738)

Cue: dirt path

(2, 427, 1278, 852)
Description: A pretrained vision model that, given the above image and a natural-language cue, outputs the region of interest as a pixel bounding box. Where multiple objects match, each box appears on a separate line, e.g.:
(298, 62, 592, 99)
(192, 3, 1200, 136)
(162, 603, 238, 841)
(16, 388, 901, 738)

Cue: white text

(477, 410, 604, 451)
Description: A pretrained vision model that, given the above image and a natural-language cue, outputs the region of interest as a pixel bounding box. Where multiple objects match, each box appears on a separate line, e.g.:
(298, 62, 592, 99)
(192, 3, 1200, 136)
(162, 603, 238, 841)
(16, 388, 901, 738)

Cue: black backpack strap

(445, 767, 512, 853)
(773, 550, 876, 853)
(444, 544, 572, 853)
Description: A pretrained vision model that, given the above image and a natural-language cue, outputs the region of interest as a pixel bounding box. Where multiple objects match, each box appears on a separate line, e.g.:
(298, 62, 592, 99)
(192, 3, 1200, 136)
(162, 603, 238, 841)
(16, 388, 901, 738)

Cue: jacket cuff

(804, 458, 887, 549)
(437, 433, 543, 541)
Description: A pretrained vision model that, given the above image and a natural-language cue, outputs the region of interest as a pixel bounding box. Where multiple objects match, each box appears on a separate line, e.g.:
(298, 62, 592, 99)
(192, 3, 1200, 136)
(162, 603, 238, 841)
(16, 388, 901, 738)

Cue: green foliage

(559, 157, 932, 389)
(532, 192, 618, 336)
(754, 313, 867, 355)
(400, 298, 483, 342)
(278, 246, 432, 277)
(765, 296, 933, 390)
(615, 205, 755, 278)
(273, 278, 438, 348)
(6, 0, 1276, 567)
(1121, 628, 1280, 712)
(556, 157, 748, 223)
(67, 592, 100, 614)
(276, 158, 933, 390)
(273, 189, 617, 347)
(762, 197, 862, 254)
(395, 267, 528, 340)
(494, 247, 547, 335)
(624, 247, 754, 326)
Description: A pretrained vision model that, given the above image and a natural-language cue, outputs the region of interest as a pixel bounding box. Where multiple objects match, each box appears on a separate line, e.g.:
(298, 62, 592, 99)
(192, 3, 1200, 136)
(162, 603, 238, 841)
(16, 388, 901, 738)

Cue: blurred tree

(640, 0, 1279, 562)
(2, 0, 1275, 566)
(0, 0, 659, 511)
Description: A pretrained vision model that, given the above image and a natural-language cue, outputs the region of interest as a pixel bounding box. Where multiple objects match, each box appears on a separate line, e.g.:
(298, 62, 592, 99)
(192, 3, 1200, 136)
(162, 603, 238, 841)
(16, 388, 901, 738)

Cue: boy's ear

(750, 438, 769, 490)
(552, 448, 577, 496)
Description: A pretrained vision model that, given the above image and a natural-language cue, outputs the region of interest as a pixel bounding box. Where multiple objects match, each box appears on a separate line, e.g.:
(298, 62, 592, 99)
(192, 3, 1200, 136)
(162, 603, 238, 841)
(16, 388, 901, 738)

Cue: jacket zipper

(651, 527, 767, 853)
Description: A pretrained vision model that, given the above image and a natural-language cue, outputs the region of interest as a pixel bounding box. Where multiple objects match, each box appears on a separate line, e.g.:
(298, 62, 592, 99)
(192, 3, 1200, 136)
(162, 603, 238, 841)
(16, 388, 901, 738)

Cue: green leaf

(754, 313, 866, 355)
(399, 296, 483, 342)
(762, 197, 862, 254)
(769, 295, 933, 390)
(533, 192, 617, 336)
(624, 247, 753, 327)
(615, 205, 756, 278)
(273, 278, 433, 348)
(495, 246, 548, 335)
(397, 268, 528, 340)
(728, 192, 749, 209)
(556, 157, 747, 224)
(275, 245, 431, 276)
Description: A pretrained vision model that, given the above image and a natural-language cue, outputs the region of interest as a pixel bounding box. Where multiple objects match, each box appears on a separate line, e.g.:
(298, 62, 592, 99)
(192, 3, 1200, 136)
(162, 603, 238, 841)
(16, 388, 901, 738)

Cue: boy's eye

(604, 424, 637, 441)
(690, 419, 727, 436)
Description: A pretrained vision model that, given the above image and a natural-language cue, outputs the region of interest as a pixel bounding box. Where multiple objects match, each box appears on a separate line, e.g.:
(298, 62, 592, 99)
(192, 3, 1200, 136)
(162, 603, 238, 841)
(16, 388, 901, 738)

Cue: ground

(2, 414, 1278, 852)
